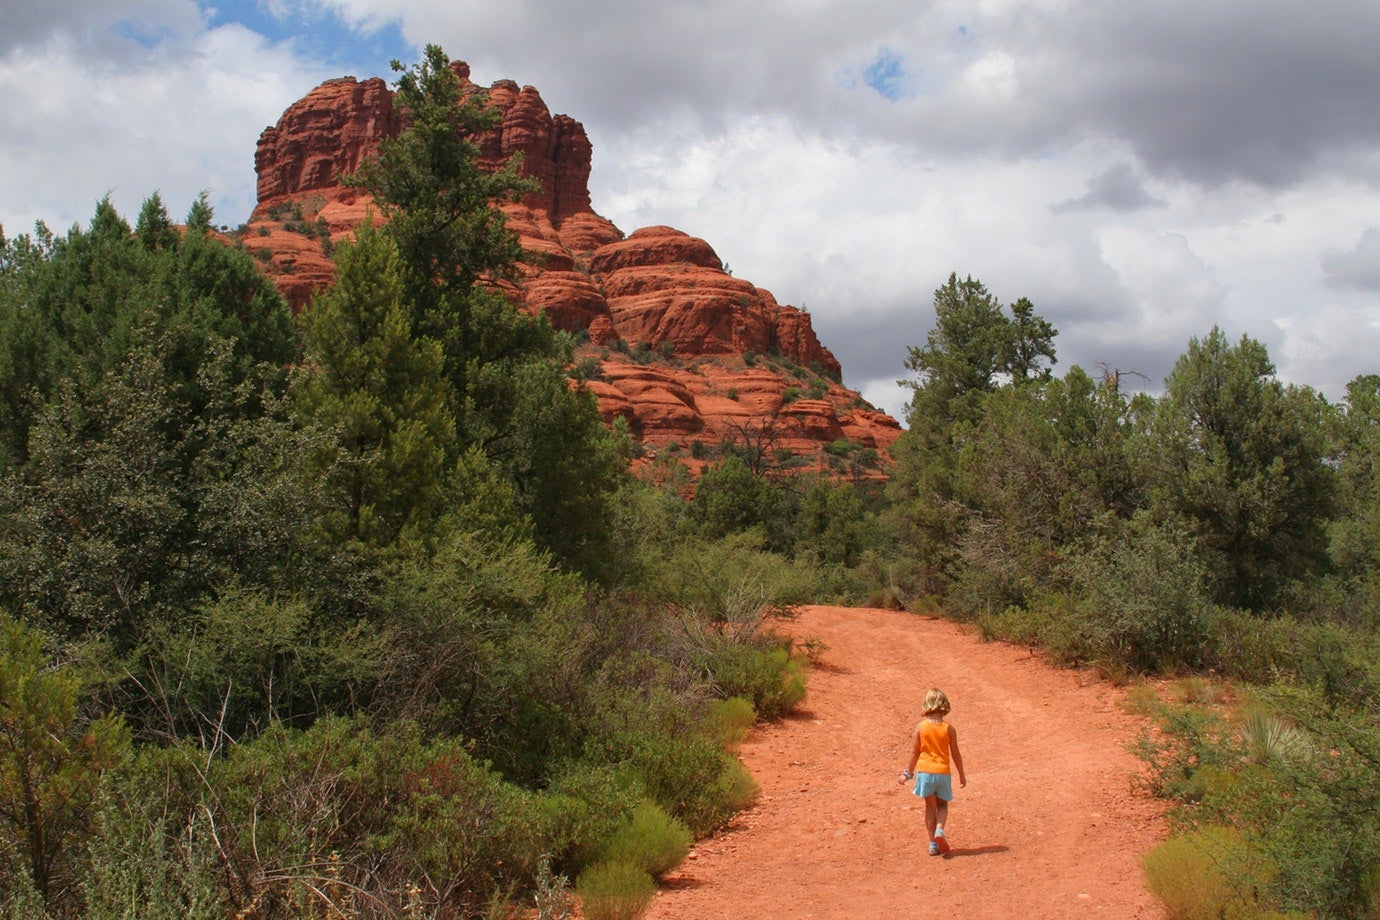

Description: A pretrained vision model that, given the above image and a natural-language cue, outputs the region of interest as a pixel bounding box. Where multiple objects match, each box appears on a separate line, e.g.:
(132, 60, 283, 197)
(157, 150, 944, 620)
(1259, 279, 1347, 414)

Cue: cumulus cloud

(1322, 228, 1380, 293)
(0, 0, 201, 59)
(1051, 163, 1166, 214)
(0, 3, 340, 233)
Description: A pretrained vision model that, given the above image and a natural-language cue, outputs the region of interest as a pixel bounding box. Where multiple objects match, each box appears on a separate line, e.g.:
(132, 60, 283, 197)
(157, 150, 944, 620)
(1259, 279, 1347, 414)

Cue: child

(899, 688, 967, 856)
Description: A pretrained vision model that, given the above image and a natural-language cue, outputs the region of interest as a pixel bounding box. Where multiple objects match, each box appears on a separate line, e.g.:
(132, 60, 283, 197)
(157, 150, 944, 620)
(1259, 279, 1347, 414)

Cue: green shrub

(0, 614, 131, 908)
(576, 862, 655, 920)
(198, 716, 552, 916)
(596, 801, 691, 880)
(544, 761, 645, 874)
(1060, 514, 1214, 673)
(711, 754, 760, 817)
(626, 732, 732, 836)
(1143, 826, 1275, 920)
(703, 642, 806, 719)
(1363, 863, 1380, 920)
(867, 586, 903, 609)
(77, 777, 223, 920)
(706, 696, 756, 750)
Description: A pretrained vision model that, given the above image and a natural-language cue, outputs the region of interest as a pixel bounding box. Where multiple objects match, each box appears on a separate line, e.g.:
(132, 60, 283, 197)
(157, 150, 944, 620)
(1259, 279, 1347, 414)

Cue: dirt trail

(642, 605, 1168, 919)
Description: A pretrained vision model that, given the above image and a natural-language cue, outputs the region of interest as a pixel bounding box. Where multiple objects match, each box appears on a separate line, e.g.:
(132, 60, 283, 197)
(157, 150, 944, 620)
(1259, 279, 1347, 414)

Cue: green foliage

(900, 273, 1056, 432)
(1137, 327, 1336, 609)
(0, 197, 301, 648)
(0, 45, 793, 918)
(687, 457, 785, 543)
(700, 643, 806, 720)
(345, 44, 628, 580)
(144, 584, 385, 738)
(1143, 826, 1277, 920)
(575, 862, 656, 920)
(75, 772, 223, 920)
(794, 477, 871, 568)
(496, 357, 632, 581)
(595, 800, 691, 880)
(293, 222, 456, 546)
(1057, 513, 1215, 673)
(1135, 685, 1380, 918)
(0, 614, 130, 905)
(544, 761, 646, 875)
(887, 274, 1059, 600)
(651, 530, 811, 632)
(624, 732, 748, 837)
(706, 697, 756, 750)
(373, 530, 590, 780)
(711, 754, 761, 818)
(348, 46, 534, 309)
(197, 716, 551, 917)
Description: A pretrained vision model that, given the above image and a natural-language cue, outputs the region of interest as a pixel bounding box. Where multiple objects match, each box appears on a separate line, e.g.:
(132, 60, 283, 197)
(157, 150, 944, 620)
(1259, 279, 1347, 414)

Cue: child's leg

(935, 798, 949, 835)
(923, 795, 939, 841)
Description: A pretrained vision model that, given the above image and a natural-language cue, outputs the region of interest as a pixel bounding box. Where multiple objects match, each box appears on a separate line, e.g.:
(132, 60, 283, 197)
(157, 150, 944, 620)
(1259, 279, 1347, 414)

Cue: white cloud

(1323, 228, 1380, 293)
(1, 4, 342, 234)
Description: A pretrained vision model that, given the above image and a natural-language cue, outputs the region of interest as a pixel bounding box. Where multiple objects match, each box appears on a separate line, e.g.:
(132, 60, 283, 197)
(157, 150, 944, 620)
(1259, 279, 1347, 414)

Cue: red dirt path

(642, 605, 1168, 919)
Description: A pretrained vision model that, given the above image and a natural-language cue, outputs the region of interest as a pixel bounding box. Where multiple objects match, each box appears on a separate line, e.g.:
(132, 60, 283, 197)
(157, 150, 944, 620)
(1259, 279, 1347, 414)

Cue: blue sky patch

(863, 48, 909, 100)
(202, 1, 416, 74)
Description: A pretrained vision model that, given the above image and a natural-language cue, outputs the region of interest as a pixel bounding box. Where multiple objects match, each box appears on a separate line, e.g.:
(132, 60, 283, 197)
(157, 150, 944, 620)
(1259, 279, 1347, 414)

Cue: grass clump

(576, 862, 656, 920)
(1142, 826, 1281, 920)
(706, 696, 756, 750)
(596, 800, 692, 880)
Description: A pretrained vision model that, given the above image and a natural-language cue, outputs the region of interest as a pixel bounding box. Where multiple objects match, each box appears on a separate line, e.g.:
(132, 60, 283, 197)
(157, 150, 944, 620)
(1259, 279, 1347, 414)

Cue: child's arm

(948, 724, 967, 787)
(898, 723, 923, 784)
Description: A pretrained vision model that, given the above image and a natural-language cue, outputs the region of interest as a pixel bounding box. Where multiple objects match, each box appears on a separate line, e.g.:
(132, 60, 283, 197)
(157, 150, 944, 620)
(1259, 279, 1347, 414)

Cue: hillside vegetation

(1, 44, 1377, 920)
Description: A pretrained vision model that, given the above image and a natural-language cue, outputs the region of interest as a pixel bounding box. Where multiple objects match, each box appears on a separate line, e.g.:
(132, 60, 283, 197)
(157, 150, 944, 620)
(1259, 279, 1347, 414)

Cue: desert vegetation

(2, 42, 1378, 920)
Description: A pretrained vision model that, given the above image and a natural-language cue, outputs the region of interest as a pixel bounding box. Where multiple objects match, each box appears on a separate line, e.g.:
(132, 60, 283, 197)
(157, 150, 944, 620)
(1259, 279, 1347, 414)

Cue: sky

(3, 1, 1379, 422)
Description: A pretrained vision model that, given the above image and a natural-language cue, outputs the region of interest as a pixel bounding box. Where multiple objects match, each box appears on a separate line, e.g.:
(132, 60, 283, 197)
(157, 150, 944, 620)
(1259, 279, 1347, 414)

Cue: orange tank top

(916, 719, 951, 775)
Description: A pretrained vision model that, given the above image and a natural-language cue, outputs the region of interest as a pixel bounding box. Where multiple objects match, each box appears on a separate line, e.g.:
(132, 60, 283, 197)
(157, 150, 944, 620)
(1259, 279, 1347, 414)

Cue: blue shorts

(913, 772, 954, 801)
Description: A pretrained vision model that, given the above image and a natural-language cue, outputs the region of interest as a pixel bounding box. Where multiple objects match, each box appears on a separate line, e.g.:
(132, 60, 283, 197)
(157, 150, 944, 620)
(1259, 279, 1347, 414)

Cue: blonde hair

(922, 688, 951, 716)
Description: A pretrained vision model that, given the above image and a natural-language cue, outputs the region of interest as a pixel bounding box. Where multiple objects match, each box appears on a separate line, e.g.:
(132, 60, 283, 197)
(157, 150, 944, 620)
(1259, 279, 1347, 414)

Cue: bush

(1060, 514, 1215, 673)
(702, 642, 806, 720)
(711, 754, 760, 818)
(1135, 683, 1380, 918)
(198, 716, 552, 917)
(596, 801, 691, 880)
(1142, 826, 1276, 920)
(76, 776, 223, 920)
(0, 614, 131, 908)
(544, 761, 646, 874)
(576, 862, 656, 920)
(626, 732, 739, 836)
(706, 696, 756, 750)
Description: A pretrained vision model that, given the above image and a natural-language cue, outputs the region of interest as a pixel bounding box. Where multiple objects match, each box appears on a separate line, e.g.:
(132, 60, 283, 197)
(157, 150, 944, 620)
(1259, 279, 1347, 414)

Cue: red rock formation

(244, 61, 901, 471)
(254, 76, 398, 209)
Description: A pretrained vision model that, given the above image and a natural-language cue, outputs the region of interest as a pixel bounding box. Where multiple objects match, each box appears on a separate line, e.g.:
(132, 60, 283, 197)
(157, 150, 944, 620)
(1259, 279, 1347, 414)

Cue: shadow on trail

(806, 658, 852, 676)
(660, 877, 708, 892)
(946, 845, 1010, 858)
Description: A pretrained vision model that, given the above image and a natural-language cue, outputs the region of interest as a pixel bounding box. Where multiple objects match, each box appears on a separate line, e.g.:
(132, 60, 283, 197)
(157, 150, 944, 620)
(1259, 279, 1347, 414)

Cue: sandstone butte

(246, 61, 902, 478)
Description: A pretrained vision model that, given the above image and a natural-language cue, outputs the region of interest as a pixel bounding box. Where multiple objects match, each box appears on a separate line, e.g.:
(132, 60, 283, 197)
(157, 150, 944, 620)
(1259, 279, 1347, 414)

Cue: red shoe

(935, 834, 951, 854)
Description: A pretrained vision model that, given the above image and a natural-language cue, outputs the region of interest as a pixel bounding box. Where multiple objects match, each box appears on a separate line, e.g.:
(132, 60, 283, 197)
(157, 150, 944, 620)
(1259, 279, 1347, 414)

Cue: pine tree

(294, 223, 455, 546)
